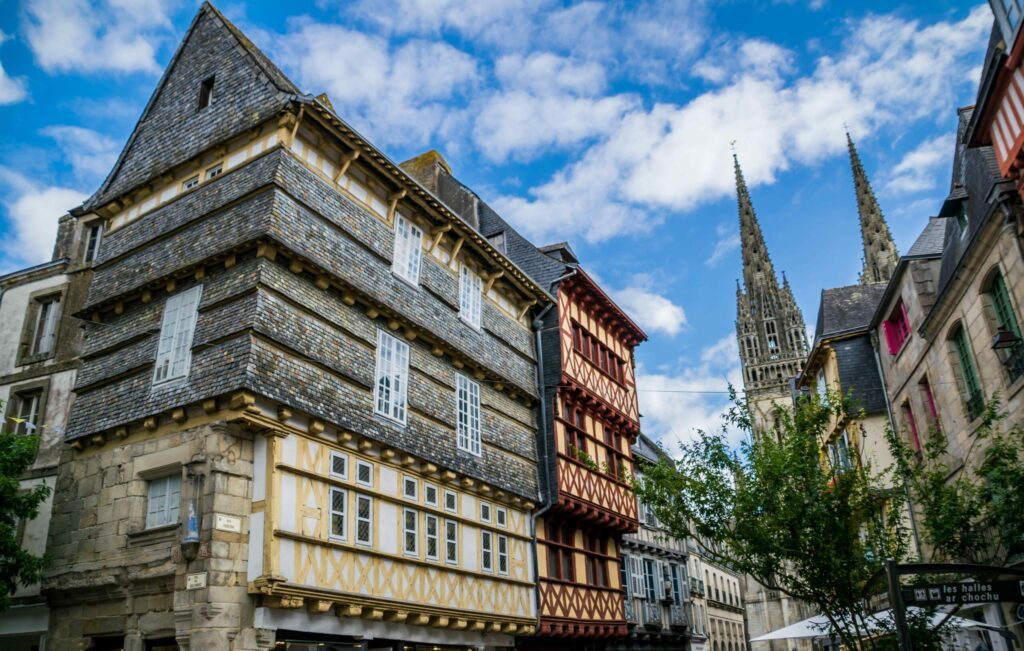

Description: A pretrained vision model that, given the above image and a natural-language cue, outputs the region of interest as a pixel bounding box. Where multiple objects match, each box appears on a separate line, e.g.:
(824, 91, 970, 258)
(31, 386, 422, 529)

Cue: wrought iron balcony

(965, 390, 985, 421)
(669, 604, 688, 629)
(624, 596, 639, 625)
(643, 601, 663, 629)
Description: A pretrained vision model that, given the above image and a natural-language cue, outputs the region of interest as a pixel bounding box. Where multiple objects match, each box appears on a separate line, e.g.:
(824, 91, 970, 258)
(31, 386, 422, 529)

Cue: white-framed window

(497, 534, 509, 575)
(404, 508, 418, 556)
(182, 175, 199, 191)
(329, 487, 347, 541)
(355, 494, 373, 545)
(392, 213, 423, 285)
(445, 520, 458, 564)
(374, 330, 410, 424)
(816, 368, 827, 403)
(480, 501, 492, 523)
(630, 556, 645, 597)
(403, 476, 418, 500)
(456, 374, 481, 455)
(205, 164, 223, 180)
(153, 285, 202, 386)
(146, 474, 181, 529)
(495, 506, 507, 528)
(459, 264, 483, 329)
(30, 295, 61, 357)
(84, 223, 103, 263)
(424, 483, 438, 507)
(12, 389, 42, 436)
(425, 514, 439, 560)
(330, 451, 348, 480)
(481, 530, 493, 572)
(356, 460, 373, 487)
(444, 490, 458, 513)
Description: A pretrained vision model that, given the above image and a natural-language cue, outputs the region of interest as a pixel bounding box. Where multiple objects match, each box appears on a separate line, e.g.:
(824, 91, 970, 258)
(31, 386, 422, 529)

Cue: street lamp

(991, 325, 1021, 351)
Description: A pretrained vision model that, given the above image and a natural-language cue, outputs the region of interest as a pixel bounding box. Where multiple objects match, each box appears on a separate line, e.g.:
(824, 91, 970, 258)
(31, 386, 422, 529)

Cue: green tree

(888, 396, 1024, 566)
(635, 389, 944, 650)
(0, 414, 51, 610)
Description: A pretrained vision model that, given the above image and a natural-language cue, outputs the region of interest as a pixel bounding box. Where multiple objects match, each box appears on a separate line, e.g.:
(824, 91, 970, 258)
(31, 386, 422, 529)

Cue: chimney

(400, 150, 480, 231)
(399, 150, 452, 195)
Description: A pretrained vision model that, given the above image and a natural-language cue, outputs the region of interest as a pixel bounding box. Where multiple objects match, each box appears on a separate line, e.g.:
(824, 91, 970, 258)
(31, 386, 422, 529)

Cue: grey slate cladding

(815, 284, 887, 339)
(86, 6, 295, 209)
(905, 217, 948, 258)
(833, 336, 887, 415)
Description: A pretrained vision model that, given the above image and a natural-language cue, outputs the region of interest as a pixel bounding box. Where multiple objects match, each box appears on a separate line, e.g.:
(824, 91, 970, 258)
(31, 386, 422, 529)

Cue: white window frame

(424, 482, 438, 507)
(495, 506, 507, 528)
(497, 534, 509, 575)
(816, 368, 827, 403)
(481, 530, 493, 572)
(153, 285, 202, 386)
(355, 494, 373, 546)
(182, 175, 199, 191)
(456, 374, 482, 456)
(425, 513, 440, 560)
(356, 460, 373, 487)
(392, 213, 423, 285)
(480, 501, 491, 523)
(630, 556, 645, 598)
(444, 490, 458, 513)
(445, 520, 458, 565)
(459, 264, 483, 329)
(403, 476, 418, 501)
(329, 487, 347, 541)
(374, 330, 410, 425)
(31, 295, 61, 357)
(84, 223, 103, 263)
(205, 164, 223, 180)
(330, 451, 348, 480)
(403, 508, 418, 556)
(146, 474, 181, 529)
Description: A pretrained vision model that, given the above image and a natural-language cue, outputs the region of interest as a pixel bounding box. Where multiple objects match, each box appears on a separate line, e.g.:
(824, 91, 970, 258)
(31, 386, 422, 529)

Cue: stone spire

(847, 133, 899, 284)
(735, 154, 776, 296)
(733, 154, 808, 431)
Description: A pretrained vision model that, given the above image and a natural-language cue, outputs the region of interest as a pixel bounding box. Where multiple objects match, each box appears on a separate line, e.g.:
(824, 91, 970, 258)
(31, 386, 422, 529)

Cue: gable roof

(79, 2, 300, 213)
(815, 283, 888, 340)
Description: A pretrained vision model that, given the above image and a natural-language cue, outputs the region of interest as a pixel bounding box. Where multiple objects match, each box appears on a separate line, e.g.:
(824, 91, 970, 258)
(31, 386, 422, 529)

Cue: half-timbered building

(40, 4, 550, 649)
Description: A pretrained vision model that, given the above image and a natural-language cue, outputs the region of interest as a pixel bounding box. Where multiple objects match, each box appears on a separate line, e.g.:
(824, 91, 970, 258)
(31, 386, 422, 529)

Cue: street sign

(902, 580, 1024, 606)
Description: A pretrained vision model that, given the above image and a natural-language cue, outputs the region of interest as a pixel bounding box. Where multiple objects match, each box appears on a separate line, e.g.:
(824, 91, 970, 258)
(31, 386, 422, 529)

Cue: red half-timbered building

(533, 264, 647, 646)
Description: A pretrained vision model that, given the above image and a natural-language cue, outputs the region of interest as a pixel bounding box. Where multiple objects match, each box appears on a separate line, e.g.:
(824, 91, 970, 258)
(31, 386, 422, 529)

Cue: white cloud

(607, 276, 687, 337)
(0, 169, 86, 270)
(495, 6, 989, 244)
(41, 126, 119, 183)
(0, 61, 27, 105)
(884, 134, 953, 194)
(22, 0, 174, 75)
(273, 20, 478, 147)
(472, 53, 639, 162)
(706, 223, 741, 267)
(636, 334, 743, 450)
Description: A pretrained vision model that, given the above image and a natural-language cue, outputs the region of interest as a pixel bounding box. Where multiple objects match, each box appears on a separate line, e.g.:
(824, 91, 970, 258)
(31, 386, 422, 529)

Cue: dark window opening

(198, 76, 215, 110)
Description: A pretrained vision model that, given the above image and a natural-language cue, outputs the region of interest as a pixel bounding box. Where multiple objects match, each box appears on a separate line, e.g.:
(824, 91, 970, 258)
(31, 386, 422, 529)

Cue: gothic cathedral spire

(847, 133, 899, 284)
(733, 154, 809, 431)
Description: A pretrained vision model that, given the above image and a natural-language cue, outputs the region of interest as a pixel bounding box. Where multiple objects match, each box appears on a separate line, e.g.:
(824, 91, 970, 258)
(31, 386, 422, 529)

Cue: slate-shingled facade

(43, 4, 551, 650)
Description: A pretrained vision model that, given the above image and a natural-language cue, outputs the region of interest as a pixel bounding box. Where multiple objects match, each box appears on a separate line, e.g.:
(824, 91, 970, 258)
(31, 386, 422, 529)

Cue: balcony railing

(965, 390, 985, 421)
(643, 601, 662, 628)
(624, 597, 639, 624)
(669, 604, 687, 629)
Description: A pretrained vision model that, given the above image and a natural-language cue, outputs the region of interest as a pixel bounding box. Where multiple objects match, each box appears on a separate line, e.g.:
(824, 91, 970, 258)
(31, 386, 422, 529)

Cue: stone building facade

(0, 209, 105, 649)
(611, 434, 690, 651)
(871, 105, 1024, 649)
(39, 4, 553, 649)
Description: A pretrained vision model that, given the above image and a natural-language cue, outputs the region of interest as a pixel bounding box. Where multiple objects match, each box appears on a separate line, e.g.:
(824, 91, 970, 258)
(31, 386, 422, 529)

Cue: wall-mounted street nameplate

(214, 513, 242, 533)
(186, 572, 208, 590)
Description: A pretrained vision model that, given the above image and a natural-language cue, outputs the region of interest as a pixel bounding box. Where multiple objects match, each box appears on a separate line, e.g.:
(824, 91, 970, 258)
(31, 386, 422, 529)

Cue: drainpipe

(528, 267, 578, 628)
(869, 329, 922, 556)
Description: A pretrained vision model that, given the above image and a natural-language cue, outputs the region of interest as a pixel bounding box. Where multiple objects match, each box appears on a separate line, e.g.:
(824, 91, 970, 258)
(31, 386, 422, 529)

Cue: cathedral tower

(733, 155, 809, 433)
(848, 133, 899, 284)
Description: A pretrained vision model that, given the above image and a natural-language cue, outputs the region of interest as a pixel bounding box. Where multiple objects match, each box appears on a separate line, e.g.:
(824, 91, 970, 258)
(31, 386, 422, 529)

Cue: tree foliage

(888, 395, 1024, 566)
(635, 389, 944, 650)
(0, 416, 50, 611)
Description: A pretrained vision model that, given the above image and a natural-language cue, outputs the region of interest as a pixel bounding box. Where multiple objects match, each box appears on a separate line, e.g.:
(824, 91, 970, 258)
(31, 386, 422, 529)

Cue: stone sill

(127, 523, 180, 547)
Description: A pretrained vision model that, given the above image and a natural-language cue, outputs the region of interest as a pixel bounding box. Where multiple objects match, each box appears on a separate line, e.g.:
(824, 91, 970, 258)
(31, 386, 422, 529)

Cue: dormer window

(198, 76, 215, 110)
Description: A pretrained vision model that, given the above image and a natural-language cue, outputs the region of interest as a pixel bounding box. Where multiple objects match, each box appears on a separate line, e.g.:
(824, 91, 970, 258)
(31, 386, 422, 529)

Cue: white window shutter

(154, 286, 202, 385)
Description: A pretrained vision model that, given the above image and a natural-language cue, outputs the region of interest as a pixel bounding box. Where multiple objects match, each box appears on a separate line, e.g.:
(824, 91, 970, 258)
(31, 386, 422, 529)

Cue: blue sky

(0, 0, 990, 446)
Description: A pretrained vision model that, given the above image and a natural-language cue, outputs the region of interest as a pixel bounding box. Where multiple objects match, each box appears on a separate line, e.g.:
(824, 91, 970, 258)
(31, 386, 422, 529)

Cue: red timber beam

(559, 378, 640, 441)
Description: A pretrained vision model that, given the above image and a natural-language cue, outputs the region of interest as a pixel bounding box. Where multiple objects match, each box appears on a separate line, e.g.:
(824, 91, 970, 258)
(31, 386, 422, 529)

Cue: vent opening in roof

(198, 76, 215, 110)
